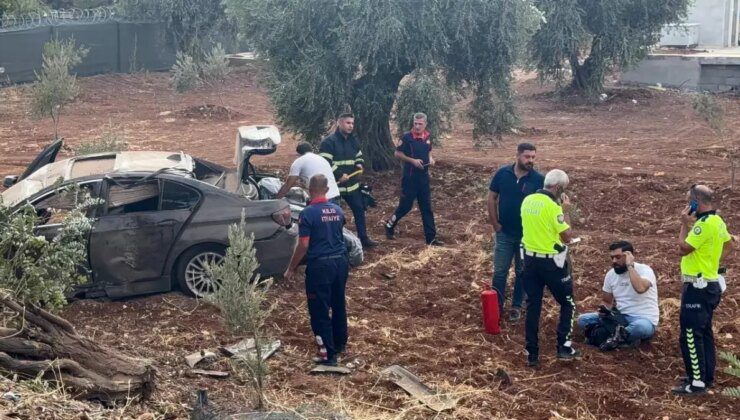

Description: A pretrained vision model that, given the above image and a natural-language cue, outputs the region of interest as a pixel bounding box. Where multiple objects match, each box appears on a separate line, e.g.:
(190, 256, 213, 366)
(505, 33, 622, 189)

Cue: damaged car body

(1, 126, 299, 299)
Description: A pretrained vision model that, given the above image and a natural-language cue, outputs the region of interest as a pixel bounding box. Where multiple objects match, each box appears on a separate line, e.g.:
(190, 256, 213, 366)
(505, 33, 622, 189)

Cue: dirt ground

(0, 68, 738, 419)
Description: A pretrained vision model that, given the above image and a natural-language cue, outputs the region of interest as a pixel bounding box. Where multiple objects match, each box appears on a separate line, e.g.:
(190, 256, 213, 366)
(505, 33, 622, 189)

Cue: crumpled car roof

(1, 151, 194, 208)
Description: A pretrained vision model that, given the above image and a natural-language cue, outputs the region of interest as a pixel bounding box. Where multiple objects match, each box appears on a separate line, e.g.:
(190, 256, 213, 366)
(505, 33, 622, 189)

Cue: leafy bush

(693, 93, 736, 188)
(0, 187, 95, 309)
(74, 122, 128, 156)
(719, 352, 740, 397)
(170, 51, 201, 94)
(206, 216, 274, 409)
(0, 0, 47, 16)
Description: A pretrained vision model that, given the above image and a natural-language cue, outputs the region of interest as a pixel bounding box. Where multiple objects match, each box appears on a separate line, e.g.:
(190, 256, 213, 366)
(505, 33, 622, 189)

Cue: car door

(88, 178, 201, 287)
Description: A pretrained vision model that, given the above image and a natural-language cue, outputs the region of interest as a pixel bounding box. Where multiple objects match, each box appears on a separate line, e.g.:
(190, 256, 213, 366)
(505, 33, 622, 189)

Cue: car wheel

(175, 244, 226, 298)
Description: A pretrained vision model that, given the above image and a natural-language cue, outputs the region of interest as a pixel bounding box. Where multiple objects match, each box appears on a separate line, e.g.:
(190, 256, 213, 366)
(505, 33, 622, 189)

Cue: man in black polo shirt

(384, 112, 443, 246)
(285, 174, 350, 366)
(319, 113, 377, 248)
(487, 143, 544, 322)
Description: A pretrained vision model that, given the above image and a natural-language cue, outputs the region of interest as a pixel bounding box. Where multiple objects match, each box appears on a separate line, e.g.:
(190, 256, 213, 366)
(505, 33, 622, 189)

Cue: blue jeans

(492, 231, 525, 314)
(577, 312, 656, 342)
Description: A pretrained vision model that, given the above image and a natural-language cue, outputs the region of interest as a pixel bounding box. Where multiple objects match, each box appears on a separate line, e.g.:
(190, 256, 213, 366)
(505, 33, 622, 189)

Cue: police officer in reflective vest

(520, 169, 580, 367)
(673, 184, 732, 395)
(319, 113, 377, 248)
(285, 174, 350, 366)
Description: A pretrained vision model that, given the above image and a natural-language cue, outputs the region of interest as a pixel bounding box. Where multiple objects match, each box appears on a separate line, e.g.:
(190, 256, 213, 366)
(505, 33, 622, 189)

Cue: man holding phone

(577, 241, 659, 351)
(672, 184, 732, 395)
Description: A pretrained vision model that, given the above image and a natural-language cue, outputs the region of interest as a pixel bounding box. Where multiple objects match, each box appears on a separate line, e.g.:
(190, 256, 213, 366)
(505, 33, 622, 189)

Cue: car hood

(1, 151, 194, 208)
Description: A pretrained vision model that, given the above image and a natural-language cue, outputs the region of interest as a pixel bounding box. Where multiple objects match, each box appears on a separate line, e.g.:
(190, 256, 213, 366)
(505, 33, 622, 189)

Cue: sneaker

(678, 376, 713, 388)
(556, 344, 582, 361)
(671, 382, 707, 395)
(385, 223, 395, 240)
(509, 307, 522, 323)
(427, 238, 445, 247)
(312, 356, 338, 366)
(361, 238, 378, 248)
(527, 354, 539, 367)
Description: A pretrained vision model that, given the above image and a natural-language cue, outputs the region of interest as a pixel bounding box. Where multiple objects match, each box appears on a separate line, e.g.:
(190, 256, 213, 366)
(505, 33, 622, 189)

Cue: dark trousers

(389, 174, 436, 243)
(341, 190, 369, 240)
(305, 256, 350, 360)
(679, 282, 721, 386)
(522, 255, 576, 357)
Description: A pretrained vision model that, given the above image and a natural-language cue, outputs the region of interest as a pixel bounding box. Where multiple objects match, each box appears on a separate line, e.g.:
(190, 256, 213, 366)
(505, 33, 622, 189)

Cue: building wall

(686, 0, 737, 47)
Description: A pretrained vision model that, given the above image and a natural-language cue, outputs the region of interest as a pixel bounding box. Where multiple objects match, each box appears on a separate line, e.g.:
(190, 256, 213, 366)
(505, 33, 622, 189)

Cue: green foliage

(206, 217, 274, 409)
(30, 38, 89, 140)
(201, 43, 230, 89)
(170, 44, 231, 107)
(0, 0, 47, 16)
(74, 122, 128, 156)
(394, 71, 454, 144)
(530, 0, 691, 96)
(692, 93, 736, 188)
(692, 93, 725, 133)
(170, 51, 201, 93)
(719, 352, 740, 397)
(0, 187, 94, 310)
(225, 0, 541, 169)
(116, 0, 237, 58)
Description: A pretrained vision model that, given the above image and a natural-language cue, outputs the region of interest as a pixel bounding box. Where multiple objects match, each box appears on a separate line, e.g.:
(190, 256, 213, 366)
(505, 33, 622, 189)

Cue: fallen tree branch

(0, 296, 156, 402)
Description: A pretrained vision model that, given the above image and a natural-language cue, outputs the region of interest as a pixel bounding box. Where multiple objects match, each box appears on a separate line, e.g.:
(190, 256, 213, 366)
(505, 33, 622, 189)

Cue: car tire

(175, 244, 226, 298)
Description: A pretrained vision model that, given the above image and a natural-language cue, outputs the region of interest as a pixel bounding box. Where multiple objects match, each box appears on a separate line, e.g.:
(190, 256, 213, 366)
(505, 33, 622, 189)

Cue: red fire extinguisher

(481, 284, 501, 335)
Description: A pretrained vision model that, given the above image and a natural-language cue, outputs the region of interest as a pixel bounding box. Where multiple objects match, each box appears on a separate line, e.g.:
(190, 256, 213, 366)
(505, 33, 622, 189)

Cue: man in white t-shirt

(277, 142, 340, 201)
(577, 241, 659, 350)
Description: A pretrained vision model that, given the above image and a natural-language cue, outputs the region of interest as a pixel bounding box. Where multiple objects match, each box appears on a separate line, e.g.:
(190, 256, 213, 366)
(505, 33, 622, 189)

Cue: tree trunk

(0, 296, 155, 403)
(570, 37, 606, 97)
(351, 73, 404, 171)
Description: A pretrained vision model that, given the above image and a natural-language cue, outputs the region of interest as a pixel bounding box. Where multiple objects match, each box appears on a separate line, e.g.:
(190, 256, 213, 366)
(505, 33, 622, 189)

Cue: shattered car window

(161, 181, 200, 211)
(107, 181, 160, 214)
(33, 182, 100, 225)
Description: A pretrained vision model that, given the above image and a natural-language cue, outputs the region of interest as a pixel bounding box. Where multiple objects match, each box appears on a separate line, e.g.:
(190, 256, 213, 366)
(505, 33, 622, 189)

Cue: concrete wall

(685, 0, 737, 47)
(621, 56, 702, 89)
(621, 55, 740, 92)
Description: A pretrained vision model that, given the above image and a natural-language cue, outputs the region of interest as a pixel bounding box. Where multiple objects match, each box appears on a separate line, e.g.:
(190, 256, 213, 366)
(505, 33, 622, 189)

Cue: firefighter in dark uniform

(319, 113, 377, 248)
(520, 169, 580, 367)
(384, 112, 443, 246)
(285, 174, 350, 366)
(673, 184, 732, 395)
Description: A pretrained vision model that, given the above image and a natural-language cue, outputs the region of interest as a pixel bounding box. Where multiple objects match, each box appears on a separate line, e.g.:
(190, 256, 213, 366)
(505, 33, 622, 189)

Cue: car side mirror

(3, 175, 18, 188)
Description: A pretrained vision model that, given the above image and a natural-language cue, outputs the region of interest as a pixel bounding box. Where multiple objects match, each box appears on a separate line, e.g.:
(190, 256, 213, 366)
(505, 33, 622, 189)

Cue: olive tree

(30, 38, 88, 140)
(224, 0, 541, 169)
(530, 0, 691, 96)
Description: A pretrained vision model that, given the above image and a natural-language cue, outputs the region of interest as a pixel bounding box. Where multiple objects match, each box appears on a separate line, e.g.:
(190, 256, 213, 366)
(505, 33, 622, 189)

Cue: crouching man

(577, 241, 659, 351)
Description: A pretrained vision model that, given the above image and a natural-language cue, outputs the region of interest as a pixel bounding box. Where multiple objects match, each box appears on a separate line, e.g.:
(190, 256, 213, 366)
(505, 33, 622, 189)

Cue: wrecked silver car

(1, 125, 297, 298)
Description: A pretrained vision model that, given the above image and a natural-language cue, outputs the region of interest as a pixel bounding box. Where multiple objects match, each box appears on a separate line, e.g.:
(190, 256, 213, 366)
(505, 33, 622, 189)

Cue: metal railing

(0, 7, 119, 31)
